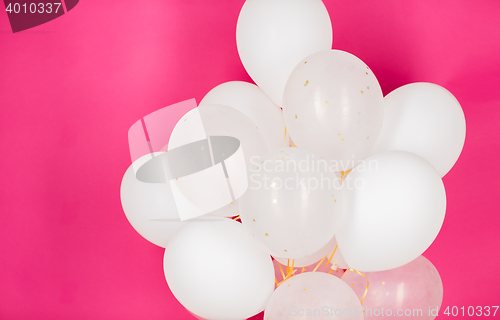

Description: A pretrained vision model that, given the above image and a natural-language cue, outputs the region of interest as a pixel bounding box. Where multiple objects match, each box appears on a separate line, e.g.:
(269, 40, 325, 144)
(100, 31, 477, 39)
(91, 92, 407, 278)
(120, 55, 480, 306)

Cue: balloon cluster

(121, 0, 465, 319)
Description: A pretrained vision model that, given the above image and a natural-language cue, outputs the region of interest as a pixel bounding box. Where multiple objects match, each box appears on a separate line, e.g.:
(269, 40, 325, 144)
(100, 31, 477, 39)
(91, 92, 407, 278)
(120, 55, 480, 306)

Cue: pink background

(1, 0, 499, 318)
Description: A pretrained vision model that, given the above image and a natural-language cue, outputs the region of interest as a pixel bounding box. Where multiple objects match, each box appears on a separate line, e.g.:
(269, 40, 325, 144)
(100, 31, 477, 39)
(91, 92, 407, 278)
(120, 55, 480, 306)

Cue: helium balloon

(163, 218, 274, 320)
(236, 0, 332, 106)
(265, 272, 364, 320)
(341, 255, 443, 319)
(336, 151, 446, 272)
(239, 147, 343, 260)
(371, 82, 466, 177)
(199, 81, 288, 150)
(274, 235, 348, 269)
(282, 49, 384, 172)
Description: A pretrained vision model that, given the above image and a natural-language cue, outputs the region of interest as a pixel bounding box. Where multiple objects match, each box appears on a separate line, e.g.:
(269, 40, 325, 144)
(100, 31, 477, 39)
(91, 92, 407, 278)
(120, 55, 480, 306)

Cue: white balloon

(239, 147, 343, 260)
(163, 218, 275, 320)
(274, 236, 349, 269)
(200, 81, 288, 150)
(119, 153, 187, 247)
(236, 0, 332, 106)
(336, 151, 446, 272)
(264, 272, 364, 320)
(371, 82, 466, 177)
(282, 50, 384, 172)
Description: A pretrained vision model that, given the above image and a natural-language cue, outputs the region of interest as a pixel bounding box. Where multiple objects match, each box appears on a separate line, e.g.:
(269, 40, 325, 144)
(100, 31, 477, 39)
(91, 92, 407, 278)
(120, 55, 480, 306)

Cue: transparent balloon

(163, 219, 275, 320)
(200, 81, 288, 150)
(236, 0, 332, 106)
(336, 151, 446, 272)
(283, 50, 384, 173)
(371, 82, 466, 177)
(341, 255, 443, 319)
(265, 272, 364, 320)
(239, 147, 343, 260)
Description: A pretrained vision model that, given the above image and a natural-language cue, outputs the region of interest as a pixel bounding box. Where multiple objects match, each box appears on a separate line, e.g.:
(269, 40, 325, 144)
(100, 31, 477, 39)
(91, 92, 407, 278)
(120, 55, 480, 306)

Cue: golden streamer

(276, 269, 297, 287)
(312, 256, 327, 272)
(233, 215, 240, 221)
(275, 259, 297, 288)
(301, 267, 306, 273)
(277, 261, 286, 281)
(340, 170, 352, 183)
(340, 268, 369, 307)
(286, 259, 295, 275)
(323, 245, 338, 270)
